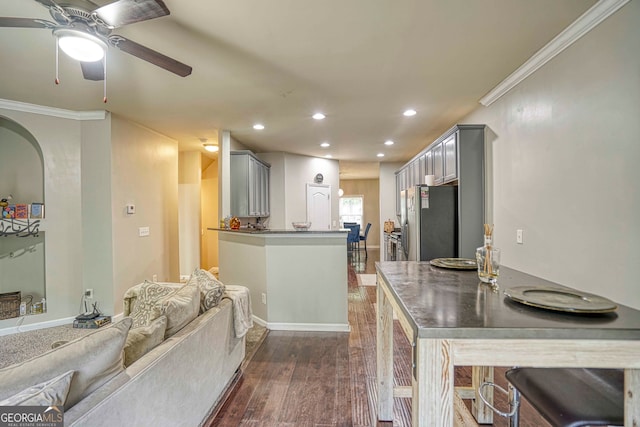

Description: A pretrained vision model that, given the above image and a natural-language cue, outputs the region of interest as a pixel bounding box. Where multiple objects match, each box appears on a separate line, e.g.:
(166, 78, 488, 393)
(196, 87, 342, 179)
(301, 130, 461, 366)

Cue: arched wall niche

(0, 115, 46, 315)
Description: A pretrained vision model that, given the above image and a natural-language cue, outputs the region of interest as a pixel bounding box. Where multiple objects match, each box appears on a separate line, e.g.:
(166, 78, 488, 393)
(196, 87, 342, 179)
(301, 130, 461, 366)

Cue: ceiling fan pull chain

(55, 37, 60, 85)
(103, 55, 107, 103)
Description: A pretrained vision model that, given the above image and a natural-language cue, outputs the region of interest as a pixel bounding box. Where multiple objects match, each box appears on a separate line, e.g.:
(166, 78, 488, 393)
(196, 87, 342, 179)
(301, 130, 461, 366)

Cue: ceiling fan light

(55, 29, 107, 62)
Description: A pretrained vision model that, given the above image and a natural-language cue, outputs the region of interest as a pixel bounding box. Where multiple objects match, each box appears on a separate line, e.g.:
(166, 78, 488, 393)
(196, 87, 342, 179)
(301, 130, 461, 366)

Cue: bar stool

(479, 367, 624, 427)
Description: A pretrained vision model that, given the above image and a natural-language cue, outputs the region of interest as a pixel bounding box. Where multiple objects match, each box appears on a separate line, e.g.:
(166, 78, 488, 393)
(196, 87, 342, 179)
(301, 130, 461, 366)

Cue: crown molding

(479, 0, 631, 107)
(0, 98, 106, 121)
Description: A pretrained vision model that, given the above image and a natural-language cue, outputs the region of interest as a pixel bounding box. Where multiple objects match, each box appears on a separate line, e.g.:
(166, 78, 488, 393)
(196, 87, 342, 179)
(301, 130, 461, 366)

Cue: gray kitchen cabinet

(231, 150, 270, 217)
(432, 141, 444, 184)
(443, 133, 457, 183)
(424, 149, 433, 177)
(394, 124, 485, 258)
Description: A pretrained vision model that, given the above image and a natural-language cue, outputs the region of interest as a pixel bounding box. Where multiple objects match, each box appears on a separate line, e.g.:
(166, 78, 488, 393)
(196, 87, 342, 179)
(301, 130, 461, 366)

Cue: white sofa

(65, 298, 244, 426)
(0, 294, 245, 427)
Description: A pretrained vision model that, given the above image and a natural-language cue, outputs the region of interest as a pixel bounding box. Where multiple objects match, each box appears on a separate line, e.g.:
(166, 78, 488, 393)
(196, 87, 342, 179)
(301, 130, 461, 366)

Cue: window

(339, 195, 363, 226)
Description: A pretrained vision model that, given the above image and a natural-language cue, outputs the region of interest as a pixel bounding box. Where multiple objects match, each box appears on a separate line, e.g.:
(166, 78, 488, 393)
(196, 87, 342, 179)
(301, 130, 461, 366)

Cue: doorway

(306, 183, 331, 231)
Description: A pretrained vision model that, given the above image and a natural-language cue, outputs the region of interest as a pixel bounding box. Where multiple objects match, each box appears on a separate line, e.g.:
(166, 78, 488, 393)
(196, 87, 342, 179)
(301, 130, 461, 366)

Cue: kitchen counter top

(376, 261, 640, 340)
(208, 227, 347, 234)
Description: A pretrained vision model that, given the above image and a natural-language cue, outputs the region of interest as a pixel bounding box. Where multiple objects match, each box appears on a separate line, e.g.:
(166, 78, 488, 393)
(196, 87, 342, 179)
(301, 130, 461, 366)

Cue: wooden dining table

(375, 261, 640, 426)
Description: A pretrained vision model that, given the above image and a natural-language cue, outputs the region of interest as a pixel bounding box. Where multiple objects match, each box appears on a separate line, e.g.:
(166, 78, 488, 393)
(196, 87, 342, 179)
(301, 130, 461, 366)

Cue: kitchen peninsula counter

(210, 228, 349, 332)
(375, 261, 640, 426)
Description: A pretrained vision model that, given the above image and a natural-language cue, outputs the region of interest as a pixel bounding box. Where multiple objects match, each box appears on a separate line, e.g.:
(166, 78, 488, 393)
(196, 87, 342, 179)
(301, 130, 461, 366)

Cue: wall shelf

(0, 218, 42, 238)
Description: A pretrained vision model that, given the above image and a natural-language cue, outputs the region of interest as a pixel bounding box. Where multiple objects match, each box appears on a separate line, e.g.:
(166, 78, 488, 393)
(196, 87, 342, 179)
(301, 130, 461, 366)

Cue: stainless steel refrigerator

(400, 185, 457, 261)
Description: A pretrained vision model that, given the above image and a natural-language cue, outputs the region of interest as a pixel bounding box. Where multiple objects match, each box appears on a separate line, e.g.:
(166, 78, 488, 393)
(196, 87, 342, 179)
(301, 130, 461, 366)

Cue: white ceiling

(0, 0, 596, 175)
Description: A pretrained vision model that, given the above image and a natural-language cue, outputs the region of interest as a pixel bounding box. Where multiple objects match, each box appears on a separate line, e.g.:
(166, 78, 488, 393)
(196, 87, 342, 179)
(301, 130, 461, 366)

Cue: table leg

(414, 338, 454, 426)
(626, 368, 640, 427)
(377, 283, 394, 421)
(472, 366, 494, 424)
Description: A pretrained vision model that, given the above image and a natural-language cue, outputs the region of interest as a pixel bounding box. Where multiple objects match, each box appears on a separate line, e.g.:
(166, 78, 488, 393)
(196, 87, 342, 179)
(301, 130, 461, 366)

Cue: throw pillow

(127, 280, 199, 338)
(124, 315, 167, 367)
(129, 281, 176, 328)
(0, 370, 74, 406)
(0, 317, 132, 409)
(161, 283, 200, 338)
(187, 268, 225, 313)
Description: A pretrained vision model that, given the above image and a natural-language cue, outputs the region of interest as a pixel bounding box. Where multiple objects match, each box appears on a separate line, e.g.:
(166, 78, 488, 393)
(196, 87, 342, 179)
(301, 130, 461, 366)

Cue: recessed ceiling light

(312, 113, 326, 120)
(325, 154, 333, 159)
(253, 123, 265, 130)
(377, 153, 385, 158)
(203, 144, 219, 152)
(403, 109, 417, 117)
(384, 140, 394, 146)
(320, 142, 330, 148)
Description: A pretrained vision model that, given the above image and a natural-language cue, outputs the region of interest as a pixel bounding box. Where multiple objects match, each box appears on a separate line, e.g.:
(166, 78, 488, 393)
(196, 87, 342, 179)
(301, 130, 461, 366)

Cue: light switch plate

(516, 229, 523, 244)
(139, 226, 150, 237)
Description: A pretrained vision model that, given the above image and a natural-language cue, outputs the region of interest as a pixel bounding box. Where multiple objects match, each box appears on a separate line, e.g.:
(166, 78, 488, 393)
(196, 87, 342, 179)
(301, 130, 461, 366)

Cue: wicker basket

(0, 291, 21, 320)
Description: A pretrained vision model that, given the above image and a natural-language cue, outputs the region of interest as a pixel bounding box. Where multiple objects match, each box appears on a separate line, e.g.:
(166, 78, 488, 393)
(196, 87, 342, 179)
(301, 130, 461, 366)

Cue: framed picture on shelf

(15, 204, 28, 219)
(2, 205, 15, 219)
(30, 203, 45, 219)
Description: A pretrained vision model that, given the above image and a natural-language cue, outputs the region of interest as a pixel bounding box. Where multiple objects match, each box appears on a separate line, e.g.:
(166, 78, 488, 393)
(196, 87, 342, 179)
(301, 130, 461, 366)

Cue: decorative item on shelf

(30, 203, 45, 219)
(476, 224, 500, 287)
(0, 291, 21, 320)
(384, 219, 395, 233)
(292, 221, 311, 231)
(229, 216, 241, 230)
(0, 217, 41, 237)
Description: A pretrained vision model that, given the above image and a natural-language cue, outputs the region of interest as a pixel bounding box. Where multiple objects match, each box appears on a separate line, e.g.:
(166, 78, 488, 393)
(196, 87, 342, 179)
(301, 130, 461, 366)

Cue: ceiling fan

(0, 0, 192, 100)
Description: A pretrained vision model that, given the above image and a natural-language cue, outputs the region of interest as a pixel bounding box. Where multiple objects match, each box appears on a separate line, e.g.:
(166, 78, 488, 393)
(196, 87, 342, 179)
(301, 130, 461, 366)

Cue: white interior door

(306, 184, 331, 230)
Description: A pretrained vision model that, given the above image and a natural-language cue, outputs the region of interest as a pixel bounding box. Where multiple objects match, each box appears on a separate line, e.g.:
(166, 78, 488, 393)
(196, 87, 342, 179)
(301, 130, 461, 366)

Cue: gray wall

(462, 1, 639, 308)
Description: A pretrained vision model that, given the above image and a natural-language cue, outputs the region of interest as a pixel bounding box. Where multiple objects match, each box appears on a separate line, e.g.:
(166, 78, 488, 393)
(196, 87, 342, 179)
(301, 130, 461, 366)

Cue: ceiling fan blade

(81, 60, 105, 81)
(32, 0, 60, 8)
(0, 17, 56, 28)
(94, 0, 169, 28)
(109, 35, 192, 77)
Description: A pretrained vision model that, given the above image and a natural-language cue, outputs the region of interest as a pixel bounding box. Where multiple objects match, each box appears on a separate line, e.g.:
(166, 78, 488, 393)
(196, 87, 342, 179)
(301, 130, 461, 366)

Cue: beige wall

(339, 179, 380, 248)
(110, 115, 180, 312)
(258, 152, 340, 230)
(178, 151, 202, 277)
(201, 159, 219, 269)
(461, 1, 639, 308)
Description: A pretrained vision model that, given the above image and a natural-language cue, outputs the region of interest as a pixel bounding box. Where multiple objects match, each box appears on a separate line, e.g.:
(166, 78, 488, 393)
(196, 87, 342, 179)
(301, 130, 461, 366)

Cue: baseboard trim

(0, 316, 76, 337)
(266, 322, 351, 332)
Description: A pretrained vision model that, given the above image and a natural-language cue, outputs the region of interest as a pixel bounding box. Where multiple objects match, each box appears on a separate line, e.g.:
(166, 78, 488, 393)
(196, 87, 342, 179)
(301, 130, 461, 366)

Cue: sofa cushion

(0, 370, 74, 406)
(124, 315, 167, 367)
(0, 318, 132, 409)
(162, 284, 200, 338)
(128, 281, 199, 338)
(187, 268, 225, 313)
(123, 281, 181, 316)
(129, 281, 176, 328)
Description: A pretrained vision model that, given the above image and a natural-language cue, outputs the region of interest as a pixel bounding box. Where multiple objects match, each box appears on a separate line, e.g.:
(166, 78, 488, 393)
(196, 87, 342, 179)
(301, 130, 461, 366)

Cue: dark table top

(375, 261, 640, 340)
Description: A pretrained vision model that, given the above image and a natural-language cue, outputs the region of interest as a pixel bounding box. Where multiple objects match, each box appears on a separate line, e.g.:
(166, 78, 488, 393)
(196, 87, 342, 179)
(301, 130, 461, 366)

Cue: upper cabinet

(231, 151, 271, 217)
(395, 125, 485, 254)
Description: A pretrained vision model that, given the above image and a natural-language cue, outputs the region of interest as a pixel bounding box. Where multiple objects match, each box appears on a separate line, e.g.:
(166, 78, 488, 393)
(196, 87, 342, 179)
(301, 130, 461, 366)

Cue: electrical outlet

(152, 274, 158, 282)
(261, 293, 267, 304)
(516, 229, 524, 244)
(85, 289, 94, 299)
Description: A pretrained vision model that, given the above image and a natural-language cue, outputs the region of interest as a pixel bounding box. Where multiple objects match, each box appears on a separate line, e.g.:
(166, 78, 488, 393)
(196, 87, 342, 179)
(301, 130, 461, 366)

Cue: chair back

(347, 224, 360, 243)
(362, 223, 372, 238)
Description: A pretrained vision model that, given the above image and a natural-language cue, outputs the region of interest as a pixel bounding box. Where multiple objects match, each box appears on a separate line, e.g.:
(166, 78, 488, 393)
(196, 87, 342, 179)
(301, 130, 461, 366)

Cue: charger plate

(430, 258, 477, 270)
(504, 286, 617, 313)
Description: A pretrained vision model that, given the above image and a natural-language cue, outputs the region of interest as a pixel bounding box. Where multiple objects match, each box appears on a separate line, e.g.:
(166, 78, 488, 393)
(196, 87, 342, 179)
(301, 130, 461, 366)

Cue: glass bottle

(476, 227, 500, 286)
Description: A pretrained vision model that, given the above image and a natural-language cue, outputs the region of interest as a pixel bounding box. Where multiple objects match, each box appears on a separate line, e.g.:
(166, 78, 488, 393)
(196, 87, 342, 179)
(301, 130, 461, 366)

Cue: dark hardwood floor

(208, 248, 550, 426)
